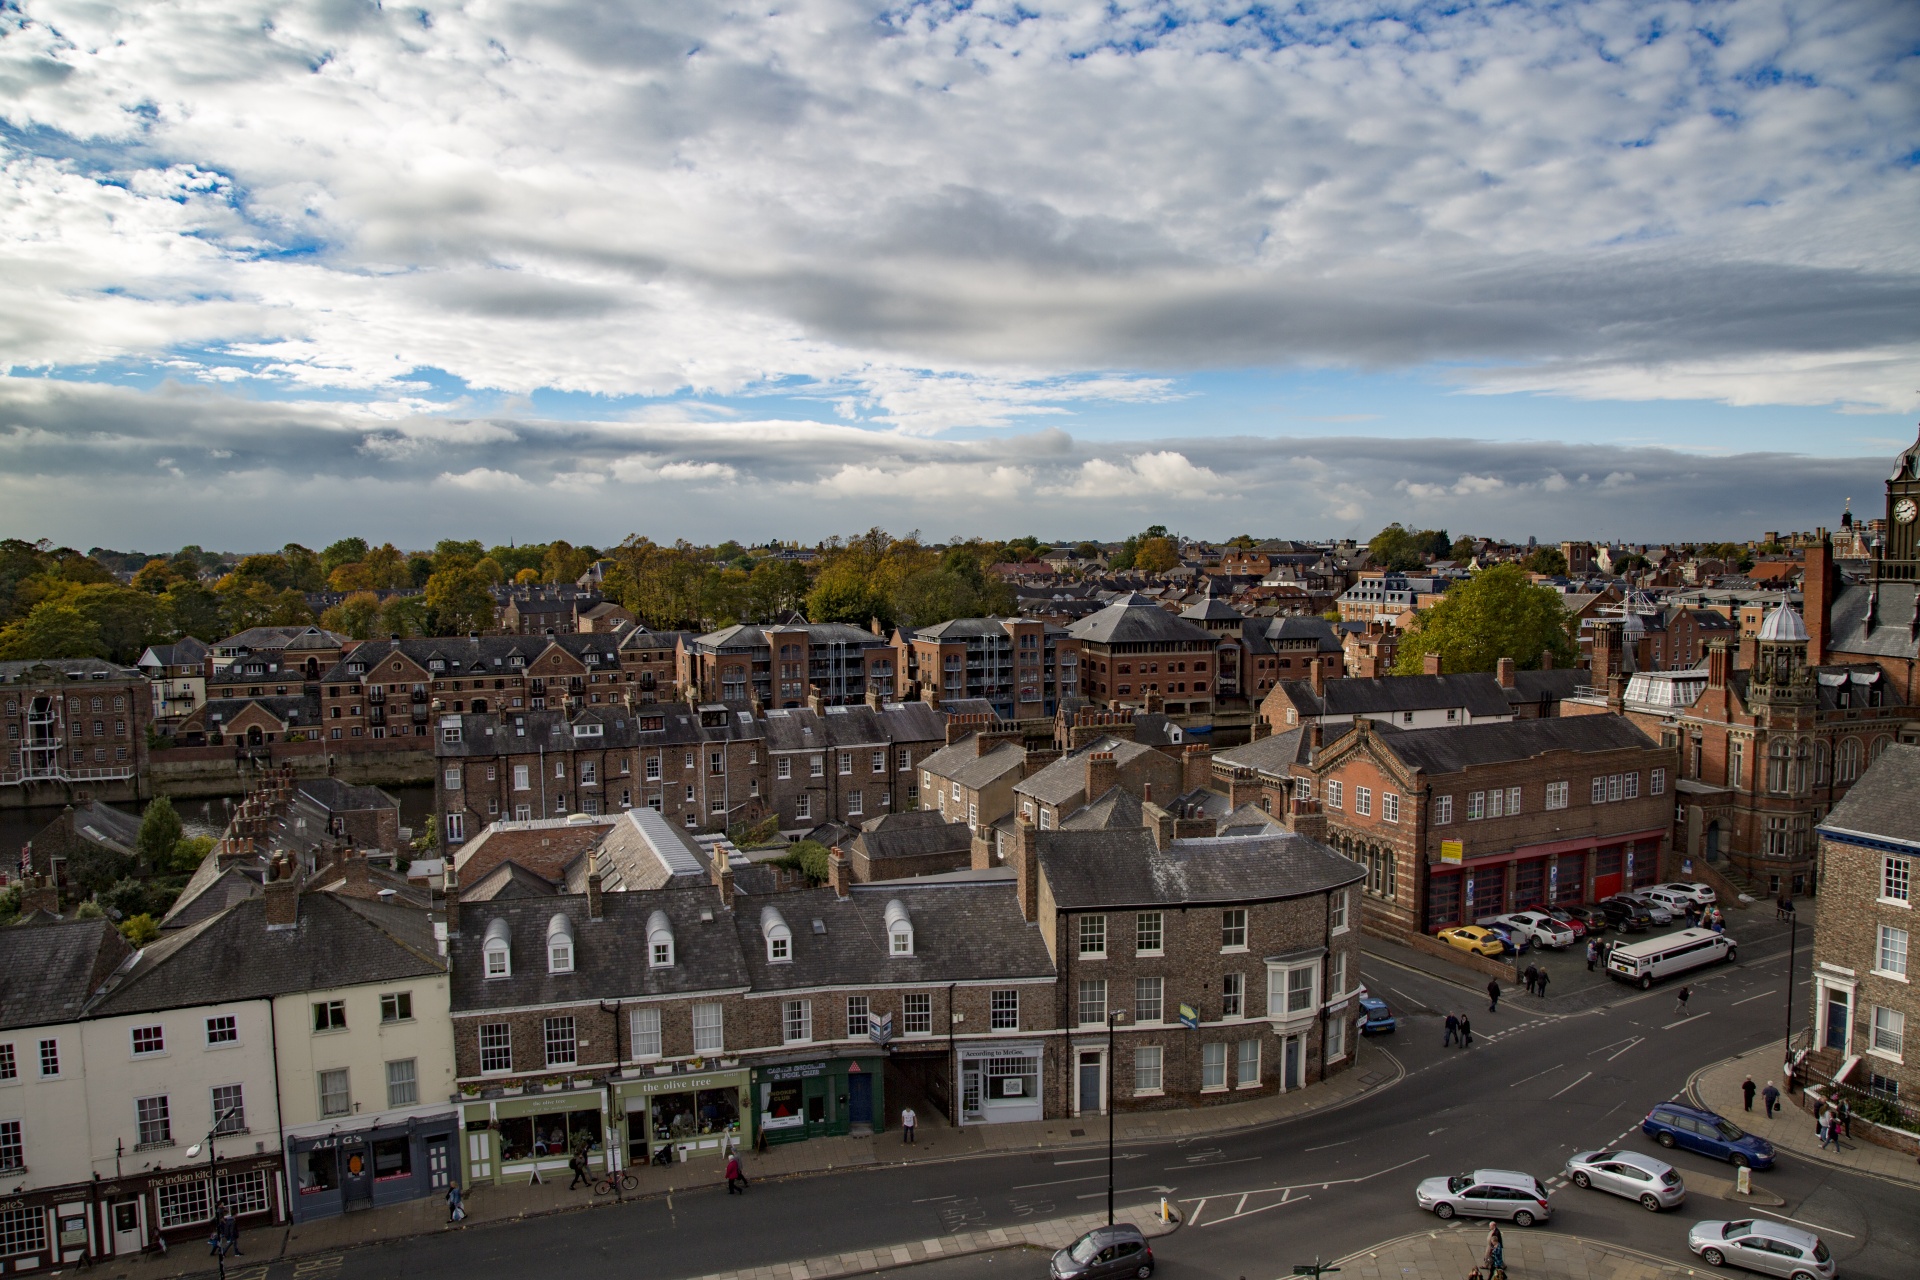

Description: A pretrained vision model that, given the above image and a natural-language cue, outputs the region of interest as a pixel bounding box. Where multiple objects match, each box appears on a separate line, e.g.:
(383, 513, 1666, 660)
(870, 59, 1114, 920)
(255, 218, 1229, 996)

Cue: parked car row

(1438, 885, 1716, 953)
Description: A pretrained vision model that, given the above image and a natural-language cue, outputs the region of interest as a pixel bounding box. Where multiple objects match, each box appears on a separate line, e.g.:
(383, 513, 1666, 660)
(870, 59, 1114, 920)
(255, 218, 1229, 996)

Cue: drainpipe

(268, 995, 288, 1224)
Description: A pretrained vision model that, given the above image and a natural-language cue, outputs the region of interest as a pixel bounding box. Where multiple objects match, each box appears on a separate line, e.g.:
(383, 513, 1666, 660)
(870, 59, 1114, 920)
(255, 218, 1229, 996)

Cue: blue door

(848, 1073, 872, 1126)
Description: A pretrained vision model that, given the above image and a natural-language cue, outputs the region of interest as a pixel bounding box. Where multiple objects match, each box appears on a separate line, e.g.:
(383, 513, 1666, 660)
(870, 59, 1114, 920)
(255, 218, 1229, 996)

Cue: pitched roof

(917, 734, 1027, 790)
(1037, 829, 1363, 910)
(849, 811, 973, 863)
(1366, 714, 1657, 776)
(1280, 673, 1514, 720)
(1015, 736, 1164, 807)
(454, 816, 620, 887)
(1503, 669, 1584, 706)
(1820, 743, 1920, 848)
(0, 919, 128, 1030)
(1061, 786, 1144, 831)
(1214, 727, 1310, 776)
(1827, 579, 1920, 660)
(1067, 593, 1216, 645)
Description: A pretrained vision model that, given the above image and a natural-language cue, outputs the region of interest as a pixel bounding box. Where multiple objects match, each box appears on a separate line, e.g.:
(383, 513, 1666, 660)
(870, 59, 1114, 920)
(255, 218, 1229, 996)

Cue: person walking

(725, 1151, 749, 1194)
(1836, 1099, 1853, 1147)
(1762, 1080, 1780, 1118)
(1487, 979, 1501, 1013)
(1674, 984, 1691, 1017)
(1459, 1015, 1473, 1048)
(1741, 1076, 1757, 1112)
(446, 1181, 466, 1223)
(1444, 1012, 1459, 1047)
(1585, 939, 1599, 971)
(1817, 1105, 1836, 1150)
(1484, 1222, 1505, 1279)
(1535, 968, 1550, 998)
(220, 1206, 242, 1257)
(1522, 964, 1537, 996)
(901, 1106, 917, 1145)
(568, 1147, 590, 1191)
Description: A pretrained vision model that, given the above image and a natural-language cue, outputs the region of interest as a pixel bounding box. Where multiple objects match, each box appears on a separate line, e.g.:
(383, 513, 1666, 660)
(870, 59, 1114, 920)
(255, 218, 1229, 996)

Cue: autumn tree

(424, 566, 496, 634)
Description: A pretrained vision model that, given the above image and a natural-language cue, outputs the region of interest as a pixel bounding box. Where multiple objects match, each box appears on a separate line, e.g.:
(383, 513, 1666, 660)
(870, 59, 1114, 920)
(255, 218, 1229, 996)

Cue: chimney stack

(1539, 648, 1554, 671)
(828, 848, 852, 898)
(1422, 651, 1443, 676)
(1144, 800, 1176, 850)
(263, 856, 299, 930)
(1495, 656, 1516, 689)
(1013, 814, 1040, 923)
(586, 871, 604, 922)
(444, 865, 461, 937)
(1804, 536, 1833, 666)
(1250, 716, 1271, 742)
(1309, 658, 1326, 697)
(711, 845, 735, 910)
(1085, 750, 1119, 802)
(1181, 743, 1212, 794)
(1707, 640, 1732, 690)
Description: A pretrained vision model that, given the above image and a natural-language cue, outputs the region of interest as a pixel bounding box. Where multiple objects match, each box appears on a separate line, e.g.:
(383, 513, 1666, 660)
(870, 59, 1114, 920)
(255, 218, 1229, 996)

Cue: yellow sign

(1440, 840, 1464, 865)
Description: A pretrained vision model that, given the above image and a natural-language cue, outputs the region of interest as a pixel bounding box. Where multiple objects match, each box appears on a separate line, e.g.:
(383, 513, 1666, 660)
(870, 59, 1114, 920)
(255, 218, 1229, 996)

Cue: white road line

(1765, 1213, 1857, 1239)
(1732, 990, 1778, 1007)
(1606, 1036, 1645, 1061)
(1589, 1036, 1639, 1056)
(1507, 1063, 1567, 1088)
(1054, 1153, 1144, 1166)
(1162, 1156, 1262, 1170)
(1662, 1011, 1710, 1030)
(1305, 1138, 1358, 1152)
(912, 1195, 957, 1203)
(1012, 1175, 1104, 1190)
(1387, 985, 1423, 1008)
(1550, 1071, 1593, 1099)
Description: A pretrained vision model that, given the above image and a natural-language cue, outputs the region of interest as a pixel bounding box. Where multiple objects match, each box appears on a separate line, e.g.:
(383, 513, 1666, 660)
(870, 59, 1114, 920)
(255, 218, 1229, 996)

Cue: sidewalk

(114, 1040, 1396, 1280)
(1338, 1226, 1696, 1280)
(1690, 1041, 1920, 1187)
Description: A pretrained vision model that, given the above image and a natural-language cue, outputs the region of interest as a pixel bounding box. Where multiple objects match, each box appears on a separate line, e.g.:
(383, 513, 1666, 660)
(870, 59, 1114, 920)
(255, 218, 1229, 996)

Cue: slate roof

(1255, 615, 1343, 651)
(0, 658, 141, 683)
(454, 817, 620, 886)
(730, 882, 1053, 992)
(139, 637, 211, 669)
(1827, 579, 1920, 660)
(296, 777, 395, 813)
(1278, 673, 1514, 720)
(848, 811, 972, 862)
(319, 633, 623, 683)
(689, 622, 890, 652)
(1067, 593, 1216, 646)
(0, 919, 129, 1030)
(1504, 669, 1584, 708)
(1366, 714, 1657, 776)
(1015, 736, 1163, 807)
(762, 703, 946, 752)
(1819, 743, 1920, 848)
(915, 617, 1016, 640)
(1061, 787, 1144, 831)
(1215, 728, 1310, 776)
(43, 801, 141, 856)
(1037, 829, 1363, 910)
(91, 893, 443, 1016)
(917, 734, 1027, 790)
(463, 860, 562, 901)
(160, 863, 264, 931)
(1219, 802, 1286, 836)
(450, 885, 746, 1011)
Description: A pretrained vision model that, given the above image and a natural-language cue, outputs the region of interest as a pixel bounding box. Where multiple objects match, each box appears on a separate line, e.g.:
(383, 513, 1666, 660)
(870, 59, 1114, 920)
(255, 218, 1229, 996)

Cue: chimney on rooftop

(443, 864, 461, 937)
(1495, 657, 1516, 689)
(1422, 651, 1443, 676)
(1540, 648, 1554, 671)
(1309, 658, 1325, 697)
(711, 844, 734, 910)
(1012, 815, 1039, 923)
(1707, 640, 1732, 690)
(1182, 742, 1212, 794)
(828, 847, 852, 899)
(263, 856, 299, 930)
(586, 871, 604, 922)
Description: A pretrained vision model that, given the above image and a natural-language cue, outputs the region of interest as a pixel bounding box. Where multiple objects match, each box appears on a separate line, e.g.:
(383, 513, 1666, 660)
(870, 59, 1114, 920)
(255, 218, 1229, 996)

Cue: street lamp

(1106, 1009, 1128, 1226)
(184, 1106, 240, 1236)
(1783, 911, 1800, 1091)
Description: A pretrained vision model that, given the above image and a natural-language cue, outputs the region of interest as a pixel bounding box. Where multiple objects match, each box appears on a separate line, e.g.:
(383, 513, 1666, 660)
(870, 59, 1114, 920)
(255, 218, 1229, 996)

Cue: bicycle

(593, 1170, 639, 1197)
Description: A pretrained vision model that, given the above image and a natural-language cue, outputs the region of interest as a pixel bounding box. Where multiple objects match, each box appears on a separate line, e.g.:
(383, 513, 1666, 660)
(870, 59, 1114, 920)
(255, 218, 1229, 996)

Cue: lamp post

(1106, 1009, 1127, 1226)
(1783, 911, 1799, 1088)
(184, 1107, 240, 1246)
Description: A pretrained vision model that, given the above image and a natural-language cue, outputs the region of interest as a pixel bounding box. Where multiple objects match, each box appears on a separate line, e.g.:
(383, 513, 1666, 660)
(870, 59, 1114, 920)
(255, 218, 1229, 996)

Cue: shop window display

(496, 1109, 603, 1162)
(649, 1087, 740, 1151)
(299, 1149, 339, 1196)
(373, 1136, 412, 1180)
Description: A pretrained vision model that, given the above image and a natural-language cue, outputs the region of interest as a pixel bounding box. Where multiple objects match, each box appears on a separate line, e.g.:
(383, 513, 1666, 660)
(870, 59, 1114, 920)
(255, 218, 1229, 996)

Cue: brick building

(1067, 593, 1218, 716)
(835, 811, 974, 882)
(681, 622, 896, 709)
(761, 701, 947, 830)
(1262, 666, 1517, 733)
(207, 625, 350, 698)
(0, 658, 149, 803)
(890, 617, 1081, 718)
(1176, 593, 1343, 707)
(1811, 746, 1917, 1115)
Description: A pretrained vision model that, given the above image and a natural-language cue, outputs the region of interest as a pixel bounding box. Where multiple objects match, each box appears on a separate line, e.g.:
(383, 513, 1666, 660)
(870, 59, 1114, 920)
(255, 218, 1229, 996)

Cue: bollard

(1736, 1166, 1751, 1196)
(1160, 1196, 1170, 1223)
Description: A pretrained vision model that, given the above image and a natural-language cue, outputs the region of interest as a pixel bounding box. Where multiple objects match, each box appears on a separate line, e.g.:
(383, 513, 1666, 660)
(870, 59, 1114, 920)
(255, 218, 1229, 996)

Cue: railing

(0, 764, 138, 786)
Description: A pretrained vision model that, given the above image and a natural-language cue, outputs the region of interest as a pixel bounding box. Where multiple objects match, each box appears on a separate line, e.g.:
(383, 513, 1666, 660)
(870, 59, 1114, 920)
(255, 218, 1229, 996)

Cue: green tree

(1073, 542, 1103, 560)
(64, 837, 136, 897)
(434, 539, 487, 571)
(0, 601, 104, 659)
(135, 797, 184, 876)
(280, 543, 327, 591)
(425, 567, 496, 634)
(159, 581, 223, 639)
(1523, 546, 1569, 576)
(322, 592, 384, 640)
(1225, 534, 1258, 550)
(770, 839, 832, 885)
(120, 913, 161, 946)
(1448, 535, 1477, 563)
(321, 537, 370, 576)
(381, 595, 435, 637)
(170, 834, 215, 875)
(1392, 565, 1578, 675)
(130, 557, 182, 594)
(1613, 552, 1651, 574)
(1367, 524, 1428, 572)
(411, 814, 440, 854)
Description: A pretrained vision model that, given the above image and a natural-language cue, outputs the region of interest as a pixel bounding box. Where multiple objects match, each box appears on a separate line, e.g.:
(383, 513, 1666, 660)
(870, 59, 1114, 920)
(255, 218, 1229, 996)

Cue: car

(1599, 897, 1654, 932)
(1051, 1224, 1154, 1280)
(1414, 1169, 1553, 1226)
(1657, 882, 1717, 905)
(1643, 1103, 1776, 1169)
(1623, 891, 1676, 924)
(1552, 905, 1608, 936)
(1437, 926, 1507, 957)
(1639, 887, 1697, 916)
(1689, 1219, 1834, 1280)
(1563, 1149, 1686, 1211)
(1357, 995, 1397, 1034)
(1497, 911, 1577, 949)
(1478, 922, 1531, 954)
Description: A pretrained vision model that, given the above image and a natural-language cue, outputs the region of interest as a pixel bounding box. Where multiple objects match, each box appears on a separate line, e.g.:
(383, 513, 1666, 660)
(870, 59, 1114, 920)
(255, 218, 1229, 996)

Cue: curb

(1332, 1226, 1698, 1275)
(1684, 1048, 1920, 1191)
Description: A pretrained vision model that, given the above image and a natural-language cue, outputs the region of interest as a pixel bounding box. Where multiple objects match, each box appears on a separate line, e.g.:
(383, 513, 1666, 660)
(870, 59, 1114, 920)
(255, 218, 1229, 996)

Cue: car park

(1493, 911, 1576, 949)
(1437, 925, 1507, 957)
(1551, 906, 1607, 936)
(1623, 891, 1675, 924)
(1643, 1103, 1775, 1169)
(1414, 1169, 1553, 1226)
(1357, 996, 1397, 1034)
(1479, 922, 1530, 954)
(1051, 1224, 1154, 1280)
(1606, 929, 1737, 988)
(1657, 882, 1717, 905)
(1599, 896, 1654, 932)
(1639, 887, 1697, 916)
(1563, 1149, 1686, 1211)
(1688, 1219, 1834, 1280)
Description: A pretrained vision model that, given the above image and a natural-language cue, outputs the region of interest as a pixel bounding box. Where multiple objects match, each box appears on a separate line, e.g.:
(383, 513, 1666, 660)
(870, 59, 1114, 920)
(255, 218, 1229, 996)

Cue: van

(1606, 928, 1736, 989)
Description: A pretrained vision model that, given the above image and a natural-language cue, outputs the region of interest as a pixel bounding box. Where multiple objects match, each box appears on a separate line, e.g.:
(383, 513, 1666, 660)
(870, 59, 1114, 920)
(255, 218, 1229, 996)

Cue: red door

(1592, 872, 1622, 900)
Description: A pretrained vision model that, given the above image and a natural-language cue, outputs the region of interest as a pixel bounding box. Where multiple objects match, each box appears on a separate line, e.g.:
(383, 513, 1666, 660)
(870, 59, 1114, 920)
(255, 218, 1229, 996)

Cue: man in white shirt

(901, 1106, 917, 1144)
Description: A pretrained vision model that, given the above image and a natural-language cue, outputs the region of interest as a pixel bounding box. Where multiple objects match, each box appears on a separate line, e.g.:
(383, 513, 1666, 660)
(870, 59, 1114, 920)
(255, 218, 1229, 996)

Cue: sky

(2, 0, 1917, 551)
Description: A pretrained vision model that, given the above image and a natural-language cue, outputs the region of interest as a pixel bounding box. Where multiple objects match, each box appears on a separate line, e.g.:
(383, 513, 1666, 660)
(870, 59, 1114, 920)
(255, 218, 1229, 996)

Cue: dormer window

(484, 918, 512, 978)
(762, 906, 792, 963)
(647, 909, 675, 968)
(547, 913, 575, 974)
(885, 899, 914, 956)
(429, 659, 446, 672)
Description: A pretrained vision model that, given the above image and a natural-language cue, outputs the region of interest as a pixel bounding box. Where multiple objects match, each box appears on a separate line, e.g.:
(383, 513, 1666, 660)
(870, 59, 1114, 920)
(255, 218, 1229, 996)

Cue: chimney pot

(1422, 651, 1443, 676)
(1495, 656, 1516, 689)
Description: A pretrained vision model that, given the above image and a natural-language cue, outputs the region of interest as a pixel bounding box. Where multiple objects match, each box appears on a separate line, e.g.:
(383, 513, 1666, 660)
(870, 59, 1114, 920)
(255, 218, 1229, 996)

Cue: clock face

(1899, 498, 1918, 525)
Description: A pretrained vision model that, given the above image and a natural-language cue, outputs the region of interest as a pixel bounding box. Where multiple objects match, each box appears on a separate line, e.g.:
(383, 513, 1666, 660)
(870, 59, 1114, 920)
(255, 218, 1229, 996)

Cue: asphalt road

(254, 923, 1913, 1280)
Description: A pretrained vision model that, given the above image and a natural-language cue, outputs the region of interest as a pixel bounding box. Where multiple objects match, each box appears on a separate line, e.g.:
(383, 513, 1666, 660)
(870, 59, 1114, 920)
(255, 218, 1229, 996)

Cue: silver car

(1415, 1169, 1552, 1226)
(1564, 1149, 1685, 1211)
(1625, 892, 1675, 924)
(1689, 1219, 1835, 1280)
(1657, 881, 1717, 905)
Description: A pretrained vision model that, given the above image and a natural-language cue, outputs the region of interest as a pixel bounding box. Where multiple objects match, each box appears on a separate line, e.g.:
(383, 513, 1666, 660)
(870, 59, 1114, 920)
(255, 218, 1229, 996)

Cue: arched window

(762, 905, 792, 963)
(1766, 739, 1793, 795)
(484, 917, 512, 978)
(1837, 737, 1861, 783)
(885, 899, 914, 956)
(1871, 734, 1893, 765)
(647, 909, 675, 968)
(547, 913, 575, 974)
(1813, 740, 1831, 787)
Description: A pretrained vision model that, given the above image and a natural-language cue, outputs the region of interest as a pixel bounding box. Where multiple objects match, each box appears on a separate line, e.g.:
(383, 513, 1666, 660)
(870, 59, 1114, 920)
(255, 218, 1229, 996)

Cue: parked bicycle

(593, 1170, 639, 1197)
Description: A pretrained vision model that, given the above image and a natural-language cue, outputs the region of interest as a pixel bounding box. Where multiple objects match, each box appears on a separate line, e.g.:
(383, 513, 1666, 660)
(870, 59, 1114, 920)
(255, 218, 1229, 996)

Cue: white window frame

(1883, 855, 1912, 906)
(1079, 914, 1107, 958)
(1200, 1042, 1228, 1092)
(1133, 1045, 1164, 1096)
(1266, 961, 1319, 1022)
(1434, 794, 1452, 824)
(1382, 792, 1399, 823)
(1077, 978, 1107, 1027)
(1135, 911, 1163, 955)
(1236, 1037, 1261, 1089)
(782, 999, 813, 1045)
(1330, 890, 1350, 935)
(1870, 1005, 1905, 1060)
(1326, 780, 1342, 810)
(693, 1003, 724, 1054)
(630, 1007, 663, 1060)
(1876, 924, 1909, 980)
(991, 989, 1020, 1031)
(479, 1023, 512, 1074)
(846, 995, 870, 1040)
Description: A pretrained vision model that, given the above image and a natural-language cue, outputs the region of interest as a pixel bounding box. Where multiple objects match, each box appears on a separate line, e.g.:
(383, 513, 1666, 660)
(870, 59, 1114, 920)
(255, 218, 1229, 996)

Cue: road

(249, 924, 1914, 1280)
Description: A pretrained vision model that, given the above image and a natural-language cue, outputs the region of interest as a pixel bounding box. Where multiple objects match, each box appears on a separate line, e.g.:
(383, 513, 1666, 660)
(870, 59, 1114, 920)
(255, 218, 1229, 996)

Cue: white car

(1656, 882, 1717, 905)
(1689, 1219, 1834, 1280)
(1478, 911, 1575, 949)
(1624, 892, 1676, 925)
(1639, 888, 1697, 915)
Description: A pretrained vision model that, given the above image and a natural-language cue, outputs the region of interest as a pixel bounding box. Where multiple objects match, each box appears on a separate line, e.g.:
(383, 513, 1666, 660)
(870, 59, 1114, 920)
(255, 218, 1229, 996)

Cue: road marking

(1011, 1175, 1104, 1190)
(1507, 1063, 1566, 1088)
(1732, 990, 1777, 1006)
(1053, 1153, 1144, 1166)
(1164, 1156, 1261, 1170)
(1606, 1036, 1645, 1061)
(1386, 985, 1423, 1008)
(1764, 1213, 1856, 1239)
(1304, 1138, 1357, 1152)
(1662, 1011, 1710, 1030)
(1428, 1127, 1446, 1135)
(1075, 1184, 1176, 1200)
(1549, 1071, 1593, 1098)
(912, 1194, 957, 1203)
(1177, 1153, 1429, 1229)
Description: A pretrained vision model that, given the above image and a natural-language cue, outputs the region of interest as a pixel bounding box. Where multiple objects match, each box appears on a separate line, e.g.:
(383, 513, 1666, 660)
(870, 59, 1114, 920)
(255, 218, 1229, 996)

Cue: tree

(64, 837, 135, 898)
(120, 913, 161, 946)
(170, 834, 215, 875)
(322, 592, 385, 640)
(1225, 534, 1258, 550)
(135, 797, 184, 876)
(280, 543, 327, 591)
(1392, 565, 1578, 675)
(424, 567, 496, 634)
(1073, 542, 1103, 560)
(770, 839, 832, 885)
(0, 602, 104, 659)
(1613, 552, 1651, 574)
(411, 814, 440, 854)
(1133, 536, 1180, 575)
(130, 558, 182, 594)
(434, 539, 487, 571)
(1448, 535, 1477, 563)
(320, 537, 371, 575)
(1367, 524, 1430, 572)
(1523, 546, 1569, 576)
(159, 581, 223, 639)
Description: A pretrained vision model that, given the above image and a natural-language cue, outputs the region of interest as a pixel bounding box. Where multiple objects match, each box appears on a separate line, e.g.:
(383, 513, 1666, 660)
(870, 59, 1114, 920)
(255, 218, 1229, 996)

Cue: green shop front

(612, 1064, 753, 1166)
(753, 1053, 886, 1144)
(460, 1083, 609, 1185)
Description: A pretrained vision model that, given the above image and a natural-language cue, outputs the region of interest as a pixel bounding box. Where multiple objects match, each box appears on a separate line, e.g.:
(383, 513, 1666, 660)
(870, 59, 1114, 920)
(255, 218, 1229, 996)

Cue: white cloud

(1541, 472, 1570, 492)
(439, 467, 531, 492)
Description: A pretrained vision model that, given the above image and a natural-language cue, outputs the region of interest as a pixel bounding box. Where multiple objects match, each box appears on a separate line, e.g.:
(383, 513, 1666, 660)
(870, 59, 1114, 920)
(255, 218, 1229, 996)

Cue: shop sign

(760, 1061, 828, 1082)
(868, 1011, 894, 1045)
(622, 1071, 741, 1097)
(1177, 1004, 1198, 1030)
(302, 1132, 369, 1151)
(1440, 840, 1463, 865)
(151, 1169, 213, 1188)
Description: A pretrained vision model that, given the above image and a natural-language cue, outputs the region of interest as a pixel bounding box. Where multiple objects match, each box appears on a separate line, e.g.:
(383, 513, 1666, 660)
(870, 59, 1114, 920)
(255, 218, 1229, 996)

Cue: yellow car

(1437, 926, 1507, 957)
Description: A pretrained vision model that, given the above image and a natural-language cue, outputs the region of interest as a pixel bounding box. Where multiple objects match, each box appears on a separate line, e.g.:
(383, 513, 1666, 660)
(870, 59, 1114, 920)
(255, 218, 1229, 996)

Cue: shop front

(72, 1151, 289, 1262)
(285, 1110, 458, 1222)
(957, 1041, 1043, 1125)
(459, 1085, 607, 1186)
(612, 1065, 751, 1167)
(1423, 830, 1667, 930)
(753, 1054, 885, 1144)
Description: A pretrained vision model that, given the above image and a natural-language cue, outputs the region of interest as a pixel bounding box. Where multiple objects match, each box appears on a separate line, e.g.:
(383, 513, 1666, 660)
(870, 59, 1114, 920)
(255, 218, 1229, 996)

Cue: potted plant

(541, 1077, 566, 1092)
(459, 1084, 481, 1098)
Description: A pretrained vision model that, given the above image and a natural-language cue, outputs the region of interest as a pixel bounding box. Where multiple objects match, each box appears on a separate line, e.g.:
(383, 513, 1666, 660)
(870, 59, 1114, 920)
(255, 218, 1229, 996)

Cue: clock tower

(1880, 425, 1920, 579)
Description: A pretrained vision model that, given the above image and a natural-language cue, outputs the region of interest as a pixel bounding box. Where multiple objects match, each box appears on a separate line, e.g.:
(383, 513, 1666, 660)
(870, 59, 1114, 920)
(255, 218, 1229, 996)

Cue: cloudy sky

(2, 0, 1916, 550)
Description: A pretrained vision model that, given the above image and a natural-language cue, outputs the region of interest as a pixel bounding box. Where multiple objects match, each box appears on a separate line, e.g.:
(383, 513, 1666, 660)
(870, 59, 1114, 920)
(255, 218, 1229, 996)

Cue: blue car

(1642, 1103, 1775, 1169)
(1481, 923, 1531, 955)
(1357, 996, 1397, 1034)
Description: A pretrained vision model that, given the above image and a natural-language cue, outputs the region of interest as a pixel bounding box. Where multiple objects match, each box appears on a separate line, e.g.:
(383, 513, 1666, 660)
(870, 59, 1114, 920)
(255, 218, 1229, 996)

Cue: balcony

(0, 763, 137, 786)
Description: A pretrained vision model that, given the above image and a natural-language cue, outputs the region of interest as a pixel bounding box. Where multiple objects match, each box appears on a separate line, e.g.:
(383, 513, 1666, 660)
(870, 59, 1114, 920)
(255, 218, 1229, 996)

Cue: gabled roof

(0, 918, 129, 1030)
(1503, 669, 1583, 706)
(1061, 786, 1144, 831)
(1215, 727, 1310, 776)
(1015, 736, 1165, 807)
(1819, 743, 1920, 848)
(1038, 829, 1362, 910)
(849, 811, 973, 863)
(1363, 714, 1657, 776)
(917, 734, 1027, 790)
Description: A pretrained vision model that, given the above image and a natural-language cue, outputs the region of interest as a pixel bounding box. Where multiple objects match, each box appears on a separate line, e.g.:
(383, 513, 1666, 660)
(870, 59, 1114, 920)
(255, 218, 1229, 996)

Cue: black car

(1051, 1225, 1154, 1280)
(1551, 906, 1608, 936)
(1599, 897, 1653, 932)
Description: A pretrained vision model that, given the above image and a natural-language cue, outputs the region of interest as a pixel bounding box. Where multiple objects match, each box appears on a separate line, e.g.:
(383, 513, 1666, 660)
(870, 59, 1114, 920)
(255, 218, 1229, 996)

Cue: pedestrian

(1817, 1106, 1836, 1150)
(1444, 1012, 1459, 1047)
(725, 1151, 749, 1194)
(446, 1182, 466, 1223)
(1459, 1015, 1473, 1048)
(1741, 1076, 1757, 1112)
(220, 1205, 242, 1257)
(1836, 1099, 1853, 1145)
(1784, 1055, 1798, 1095)
(1487, 978, 1501, 1013)
(1522, 964, 1537, 996)
(1674, 984, 1691, 1017)
(1585, 939, 1599, 971)
(901, 1105, 917, 1145)
(568, 1147, 590, 1190)
(1535, 968, 1550, 998)
(1776, 895, 1789, 922)
(1762, 1080, 1780, 1118)
(1485, 1222, 1505, 1278)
